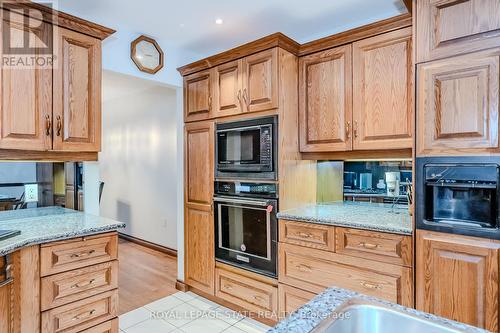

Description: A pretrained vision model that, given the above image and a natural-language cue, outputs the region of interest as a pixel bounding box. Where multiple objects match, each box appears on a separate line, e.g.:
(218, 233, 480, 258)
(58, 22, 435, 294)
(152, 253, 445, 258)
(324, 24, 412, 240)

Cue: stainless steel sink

(311, 298, 465, 333)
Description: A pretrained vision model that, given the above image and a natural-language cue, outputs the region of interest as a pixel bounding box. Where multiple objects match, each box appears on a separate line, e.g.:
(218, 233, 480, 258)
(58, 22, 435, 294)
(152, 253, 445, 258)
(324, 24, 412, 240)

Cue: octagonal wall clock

(131, 35, 164, 74)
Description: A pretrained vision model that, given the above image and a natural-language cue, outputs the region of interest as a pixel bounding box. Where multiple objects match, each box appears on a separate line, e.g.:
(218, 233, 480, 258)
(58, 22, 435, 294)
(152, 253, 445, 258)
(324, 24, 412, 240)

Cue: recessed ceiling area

(58, 0, 407, 59)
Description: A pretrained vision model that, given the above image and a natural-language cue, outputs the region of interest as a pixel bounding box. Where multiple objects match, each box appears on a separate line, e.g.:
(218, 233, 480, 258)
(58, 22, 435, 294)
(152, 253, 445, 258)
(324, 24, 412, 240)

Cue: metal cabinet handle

(296, 264, 312, 273)
(358, 242, 379, 250)
(45, 115, 52, 136)
(208, 96, 212, 111)
(297, 232, 313, 239)
(0, 278, 13, 288)
(70, 249, 96, 259)
(360, 281, 381, 290)
(56, 115, 62, 136)
(71, 279, 96, 289)
(353, 121, 358, 138)
(72, 309, 96, 321)
(224, 284, 233, 290)
(242, 88, 249, 108)
(346, 121, 351, 140)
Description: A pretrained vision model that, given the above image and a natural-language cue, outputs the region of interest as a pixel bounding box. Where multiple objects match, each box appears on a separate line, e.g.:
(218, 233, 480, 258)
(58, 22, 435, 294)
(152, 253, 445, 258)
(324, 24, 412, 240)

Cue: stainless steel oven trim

(216, 201, 272, 262)
(216, 124, 271, 133)
(214, 196, 269, 206)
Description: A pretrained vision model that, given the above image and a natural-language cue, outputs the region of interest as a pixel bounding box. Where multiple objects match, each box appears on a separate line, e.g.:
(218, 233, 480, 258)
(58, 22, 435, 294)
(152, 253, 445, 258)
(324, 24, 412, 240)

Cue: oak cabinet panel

(185, 203, 215, 295)
(278, 284, 316, 318)
(184, 70, 212, 122)
(279, 220, 335, 251)
(417, 48, 500, 156)
(184, 121, 214, 205)
(416, 0, 500, 62)
(0, 277, 12, 333)
(242, 48, 279, 113)
(416, 230, 500, 332)
(299, 45, 353, 152)
(212, 60, 243, 117)
(0, 11, 52, 151)
(53, 27, 102, 152)
(352, 28, 413, 150)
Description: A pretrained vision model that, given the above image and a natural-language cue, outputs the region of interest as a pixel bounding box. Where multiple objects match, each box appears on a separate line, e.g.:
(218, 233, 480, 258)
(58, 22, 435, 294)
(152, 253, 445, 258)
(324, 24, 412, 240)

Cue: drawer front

(279, 220, 335, 251)
(41, 234, 118, 276)
(335, 227, 412, 266)
(278, 284, 316, 318)
(41, 261, 118, 311)
(41, 290, 118, 333)
(79, 319, 118, 333)
(279, 243, 413, 307)
(215, 268, 277, 313)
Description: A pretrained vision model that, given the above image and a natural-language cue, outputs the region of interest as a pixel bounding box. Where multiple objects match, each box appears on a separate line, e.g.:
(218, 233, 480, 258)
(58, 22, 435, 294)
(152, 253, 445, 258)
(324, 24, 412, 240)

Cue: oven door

(214, 196, 277, 277)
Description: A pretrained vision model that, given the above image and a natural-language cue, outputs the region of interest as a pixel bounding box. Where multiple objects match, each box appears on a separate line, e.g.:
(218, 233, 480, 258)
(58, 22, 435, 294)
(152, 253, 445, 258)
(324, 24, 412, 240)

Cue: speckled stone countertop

(277, 201, 412, 235)
(268, 286, 487, 333)
(0, 207, 125, 256)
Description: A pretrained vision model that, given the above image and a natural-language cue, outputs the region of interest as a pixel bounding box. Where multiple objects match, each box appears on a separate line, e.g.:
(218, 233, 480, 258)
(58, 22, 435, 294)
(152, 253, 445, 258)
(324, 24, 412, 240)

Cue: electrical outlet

(24, 184, 38, 203)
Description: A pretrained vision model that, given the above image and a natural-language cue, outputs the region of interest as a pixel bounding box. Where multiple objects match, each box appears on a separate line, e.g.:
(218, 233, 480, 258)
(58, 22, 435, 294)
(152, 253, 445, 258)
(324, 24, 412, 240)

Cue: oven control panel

(215, 181, 277, 198)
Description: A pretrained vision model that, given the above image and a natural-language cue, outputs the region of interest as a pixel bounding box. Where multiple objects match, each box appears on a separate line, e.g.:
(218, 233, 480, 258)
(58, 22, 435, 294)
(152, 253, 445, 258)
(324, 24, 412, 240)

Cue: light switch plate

(24, 184, 38, 203)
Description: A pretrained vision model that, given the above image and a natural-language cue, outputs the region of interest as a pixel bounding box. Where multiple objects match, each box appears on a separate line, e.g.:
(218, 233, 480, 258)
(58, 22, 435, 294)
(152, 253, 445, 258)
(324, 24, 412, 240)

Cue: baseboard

(118, 233, 177, 257)
(175, 280, 189, 292)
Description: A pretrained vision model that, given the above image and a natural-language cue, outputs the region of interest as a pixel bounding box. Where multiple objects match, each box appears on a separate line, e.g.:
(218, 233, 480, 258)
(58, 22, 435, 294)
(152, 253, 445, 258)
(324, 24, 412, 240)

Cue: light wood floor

(118, 238, 178, 314)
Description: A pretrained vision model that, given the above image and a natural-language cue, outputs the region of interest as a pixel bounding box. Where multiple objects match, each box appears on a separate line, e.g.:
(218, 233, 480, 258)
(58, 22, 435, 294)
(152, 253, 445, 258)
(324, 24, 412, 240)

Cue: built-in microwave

(215, 116, 277, 180)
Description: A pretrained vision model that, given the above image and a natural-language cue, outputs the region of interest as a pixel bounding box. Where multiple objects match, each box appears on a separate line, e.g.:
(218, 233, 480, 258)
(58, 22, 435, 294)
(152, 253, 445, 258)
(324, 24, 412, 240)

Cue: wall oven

(416, 157, 500, 239)
(214, 180, 278, 277)
(216, 116, 277, 180)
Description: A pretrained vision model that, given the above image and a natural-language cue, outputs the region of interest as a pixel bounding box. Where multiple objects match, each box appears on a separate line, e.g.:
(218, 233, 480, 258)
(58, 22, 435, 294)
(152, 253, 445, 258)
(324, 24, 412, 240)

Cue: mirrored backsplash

(0, 162, 85, 212)
(317, 160, 412, 206)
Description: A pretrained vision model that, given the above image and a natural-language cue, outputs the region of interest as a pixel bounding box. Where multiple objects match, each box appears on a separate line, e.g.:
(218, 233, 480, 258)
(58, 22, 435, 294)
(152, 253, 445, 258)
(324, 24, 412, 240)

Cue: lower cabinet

(0, 274, 13, 333)
(278, 284, 316, 319)
(78, 319, 119, 333)
(416, 230, 500, 332)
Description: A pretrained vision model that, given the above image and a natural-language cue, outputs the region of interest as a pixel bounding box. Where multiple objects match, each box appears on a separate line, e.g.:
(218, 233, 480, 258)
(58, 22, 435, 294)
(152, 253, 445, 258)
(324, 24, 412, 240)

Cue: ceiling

(58, 0, 407, 60)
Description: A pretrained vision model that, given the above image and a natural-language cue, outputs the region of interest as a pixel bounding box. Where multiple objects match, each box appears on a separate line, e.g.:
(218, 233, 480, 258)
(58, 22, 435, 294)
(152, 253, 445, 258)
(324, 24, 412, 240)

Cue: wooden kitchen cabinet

(185, 203, 215, 295)
(299, 45, 353, 152)
(241, 48, 279, 113)
(53, 27, 102, 152)
(0, 255, 13, 333)
(278, 284, 316, 318)
(0, 10, 52, 151)
(352, 27, 413, 150)
(416, 0, 500, 63)
(416, 230, 500, 332)
(416, 48, 500, 156)
(184, 70, 212, 122)
(212, 60, 243, 117)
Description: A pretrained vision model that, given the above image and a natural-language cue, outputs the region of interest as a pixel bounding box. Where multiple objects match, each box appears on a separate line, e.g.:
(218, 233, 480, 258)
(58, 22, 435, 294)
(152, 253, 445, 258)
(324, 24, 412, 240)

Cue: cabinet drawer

(215, 267, 277, 314)
(41, 233, 118, 276)
(335, 228, 412, 266)
(41, 290, 118, 333)
(279, 220, 335, 251)
(279, 243, 413, 307)
(278, 284, 316, 318)
(41, 261, 118, 311)
(79, 319, 118, 333)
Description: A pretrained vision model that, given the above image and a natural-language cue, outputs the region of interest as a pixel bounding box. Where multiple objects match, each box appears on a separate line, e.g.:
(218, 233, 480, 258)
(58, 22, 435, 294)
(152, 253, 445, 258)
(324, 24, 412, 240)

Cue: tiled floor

(119, 291, 271, 333)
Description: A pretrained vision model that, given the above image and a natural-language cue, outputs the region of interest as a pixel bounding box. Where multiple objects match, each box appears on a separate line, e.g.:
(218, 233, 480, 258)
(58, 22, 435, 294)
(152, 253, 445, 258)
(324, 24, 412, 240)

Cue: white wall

(99, 70, 179, 249)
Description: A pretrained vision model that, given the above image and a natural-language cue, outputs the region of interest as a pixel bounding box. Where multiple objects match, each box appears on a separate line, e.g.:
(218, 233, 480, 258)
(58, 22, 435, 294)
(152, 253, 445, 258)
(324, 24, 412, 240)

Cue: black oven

(216, 116, 277, 180)
(214, 181, 277, 277)
(416, 157, 500, 239)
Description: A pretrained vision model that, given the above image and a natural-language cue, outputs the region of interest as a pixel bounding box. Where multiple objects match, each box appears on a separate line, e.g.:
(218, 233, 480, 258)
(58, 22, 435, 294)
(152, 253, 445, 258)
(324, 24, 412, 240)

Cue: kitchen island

(0, 207, 125, 333)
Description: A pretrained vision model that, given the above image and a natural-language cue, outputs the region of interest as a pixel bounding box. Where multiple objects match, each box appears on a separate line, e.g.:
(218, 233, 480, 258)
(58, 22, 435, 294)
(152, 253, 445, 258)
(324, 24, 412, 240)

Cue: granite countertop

(0, 206, 126, 256)
(268, 286, 487, 333)
(277, 201, 412, 235)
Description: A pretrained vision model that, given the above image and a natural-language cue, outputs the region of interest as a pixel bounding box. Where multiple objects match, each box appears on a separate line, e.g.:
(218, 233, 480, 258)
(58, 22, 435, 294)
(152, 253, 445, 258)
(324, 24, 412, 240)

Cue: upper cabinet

(299, 28, 413, 153)
(416, 0, 500, 63)
(212, 60, 243, 118)
(416, 47, 500, 156)
(299, 45, 352, 152)
(53, 27, 102, 152)
(352, 28, 413, 150)
(0, 4, 113, 159)
(184, 70, 212, 122)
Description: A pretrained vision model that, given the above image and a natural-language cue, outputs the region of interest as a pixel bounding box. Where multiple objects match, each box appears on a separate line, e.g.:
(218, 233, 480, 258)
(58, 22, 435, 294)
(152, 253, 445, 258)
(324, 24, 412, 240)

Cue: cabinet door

(416, 0, 500, 62)
(185, 203, 215, 295)
(53, 27, 101, 152)
(416, 48, 500, 156)
(0, 279, 13, 333)
(299, 45, 352, 152)
(242, 48, 278, 113)
(353, 28, 413, 150)
(184, 121, 214, 205)
(212, 60, 243, 118)
(184, 70, 212, 122)
(0, 10, 52, 151)
(416, 230, 500, 332)
(278, 284, 316, 318)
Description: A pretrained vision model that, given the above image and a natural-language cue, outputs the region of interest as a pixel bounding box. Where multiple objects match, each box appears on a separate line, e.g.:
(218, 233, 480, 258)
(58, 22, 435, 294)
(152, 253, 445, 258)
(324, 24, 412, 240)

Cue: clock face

(131, 36, 163, 74)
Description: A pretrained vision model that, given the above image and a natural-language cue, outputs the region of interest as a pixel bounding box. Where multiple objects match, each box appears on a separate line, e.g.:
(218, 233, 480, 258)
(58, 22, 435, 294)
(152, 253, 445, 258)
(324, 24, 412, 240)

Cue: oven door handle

(213, 197, 270, 207)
